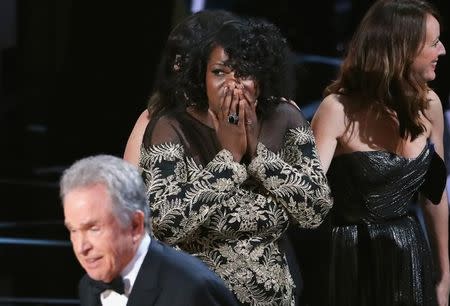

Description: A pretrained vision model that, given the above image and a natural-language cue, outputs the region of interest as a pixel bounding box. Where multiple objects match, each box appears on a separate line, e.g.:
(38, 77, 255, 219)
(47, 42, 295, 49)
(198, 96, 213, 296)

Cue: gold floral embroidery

(140, 126, 332, 305)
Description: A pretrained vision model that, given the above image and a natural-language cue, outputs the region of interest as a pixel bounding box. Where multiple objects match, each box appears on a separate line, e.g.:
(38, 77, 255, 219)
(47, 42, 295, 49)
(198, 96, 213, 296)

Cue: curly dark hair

(148, 10, 238, 116)
(180, 17, 296, 118)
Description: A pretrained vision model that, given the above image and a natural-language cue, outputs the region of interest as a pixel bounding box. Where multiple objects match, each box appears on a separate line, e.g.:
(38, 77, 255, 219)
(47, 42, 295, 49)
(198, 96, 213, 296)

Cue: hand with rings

(227, 113, 253, 125)
(227, 83, 244, 125)
(228, 113, 239, 125)
(209, 86, 248, 162)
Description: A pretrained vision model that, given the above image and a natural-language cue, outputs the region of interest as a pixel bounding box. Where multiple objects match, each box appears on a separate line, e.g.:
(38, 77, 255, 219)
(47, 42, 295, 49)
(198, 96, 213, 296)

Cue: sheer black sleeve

(139, 115, 248, 244)
(248, 102, 333, 228)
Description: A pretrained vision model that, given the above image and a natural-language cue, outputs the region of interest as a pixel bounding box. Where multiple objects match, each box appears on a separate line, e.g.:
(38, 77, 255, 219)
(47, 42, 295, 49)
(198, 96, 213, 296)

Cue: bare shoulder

(312, 94, 346, 135)
(128, 109, 152, 136)
(123, 109, 152, 164)
(310, 94, 347, 171)
(318, 93, 345, 114)
(136, 109, 151, 126)
(129, 109, 152, 138)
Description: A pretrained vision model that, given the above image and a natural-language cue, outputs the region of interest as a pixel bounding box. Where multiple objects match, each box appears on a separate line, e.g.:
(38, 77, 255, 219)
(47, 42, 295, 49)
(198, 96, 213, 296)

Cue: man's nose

(74, 233, 92, 255)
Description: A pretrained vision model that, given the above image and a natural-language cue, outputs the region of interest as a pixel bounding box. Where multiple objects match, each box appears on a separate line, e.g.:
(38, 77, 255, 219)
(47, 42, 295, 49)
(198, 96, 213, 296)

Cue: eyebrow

(430, 35, 440, 44)
(64, 220, 98, 230)
(210, 61, 226, 66)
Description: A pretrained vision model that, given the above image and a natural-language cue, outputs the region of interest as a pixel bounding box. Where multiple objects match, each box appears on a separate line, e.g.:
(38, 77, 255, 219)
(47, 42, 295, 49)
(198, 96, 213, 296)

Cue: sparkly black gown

(326, 143, 447, 306)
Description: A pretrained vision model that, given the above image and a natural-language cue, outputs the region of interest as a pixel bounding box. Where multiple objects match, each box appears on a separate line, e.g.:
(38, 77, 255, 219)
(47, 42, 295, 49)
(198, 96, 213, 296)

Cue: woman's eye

(212, 69, 224, 75)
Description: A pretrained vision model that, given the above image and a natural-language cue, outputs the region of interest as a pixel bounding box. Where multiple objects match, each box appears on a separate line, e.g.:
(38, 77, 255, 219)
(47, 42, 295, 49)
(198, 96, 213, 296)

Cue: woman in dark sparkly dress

(311, 0, 449, 305)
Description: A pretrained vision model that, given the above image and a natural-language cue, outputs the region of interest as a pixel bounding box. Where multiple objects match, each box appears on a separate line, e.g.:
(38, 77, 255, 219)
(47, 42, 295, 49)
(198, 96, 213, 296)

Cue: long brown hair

(325, 0, 440, 139)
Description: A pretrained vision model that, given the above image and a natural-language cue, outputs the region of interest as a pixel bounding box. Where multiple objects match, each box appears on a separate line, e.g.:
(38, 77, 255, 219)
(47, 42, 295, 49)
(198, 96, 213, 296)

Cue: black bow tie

(89, 276, 125, 295)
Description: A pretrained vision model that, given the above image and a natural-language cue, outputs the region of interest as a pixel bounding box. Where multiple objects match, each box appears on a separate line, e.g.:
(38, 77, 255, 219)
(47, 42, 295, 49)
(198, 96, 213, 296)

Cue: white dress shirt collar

(100, 234, 151, 306)
(121, 233, 151, 296)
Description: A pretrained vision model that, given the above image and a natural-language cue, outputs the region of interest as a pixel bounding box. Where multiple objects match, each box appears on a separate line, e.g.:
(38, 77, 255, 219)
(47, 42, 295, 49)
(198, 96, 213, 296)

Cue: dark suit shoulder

(155, 240, 218, 281)
(79, 274, 90, 286)
(150, 239, 238, 305)
(78, 274, 89, 296)
(78, 274, 97, 306)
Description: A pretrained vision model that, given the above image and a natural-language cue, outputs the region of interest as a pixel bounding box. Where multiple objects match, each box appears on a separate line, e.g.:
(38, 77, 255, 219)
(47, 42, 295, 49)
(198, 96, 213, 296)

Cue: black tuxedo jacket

(78, 238, 238, 306)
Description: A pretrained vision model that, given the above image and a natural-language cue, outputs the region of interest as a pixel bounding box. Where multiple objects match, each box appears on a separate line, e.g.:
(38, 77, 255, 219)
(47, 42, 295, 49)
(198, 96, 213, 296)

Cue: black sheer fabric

(142, 102, 310, 163)
(139, 100, 332, 305)
(326, 143, 446, 306)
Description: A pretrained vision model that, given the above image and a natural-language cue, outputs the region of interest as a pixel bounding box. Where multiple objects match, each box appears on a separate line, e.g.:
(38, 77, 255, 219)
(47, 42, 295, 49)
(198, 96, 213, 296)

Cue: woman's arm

(140, 117, 248, 245)
(247, 105, 333, 229)
(421, 91, 450, 306)
(311, 94, 345, 172)
(123, 109, 151, 165)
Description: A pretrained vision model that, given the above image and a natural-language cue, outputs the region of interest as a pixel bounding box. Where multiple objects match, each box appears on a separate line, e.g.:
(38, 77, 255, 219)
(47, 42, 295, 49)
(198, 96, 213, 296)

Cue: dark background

(0, 0, 448, 305)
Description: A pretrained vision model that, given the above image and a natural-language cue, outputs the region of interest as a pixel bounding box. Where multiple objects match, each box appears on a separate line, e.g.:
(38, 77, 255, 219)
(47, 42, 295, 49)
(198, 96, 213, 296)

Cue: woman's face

(411, 14, 446, 83)
(205, 45, 258, 114)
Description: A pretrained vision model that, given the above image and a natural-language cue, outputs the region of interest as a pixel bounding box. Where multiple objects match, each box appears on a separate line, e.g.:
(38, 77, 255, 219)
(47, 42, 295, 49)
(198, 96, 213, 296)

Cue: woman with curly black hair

(123, 9, 237, 165)
(139, 17, 333, 305)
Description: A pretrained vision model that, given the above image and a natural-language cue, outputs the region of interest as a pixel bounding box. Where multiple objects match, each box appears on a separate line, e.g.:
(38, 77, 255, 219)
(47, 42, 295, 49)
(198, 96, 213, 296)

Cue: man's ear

(131, 211, 145, 241)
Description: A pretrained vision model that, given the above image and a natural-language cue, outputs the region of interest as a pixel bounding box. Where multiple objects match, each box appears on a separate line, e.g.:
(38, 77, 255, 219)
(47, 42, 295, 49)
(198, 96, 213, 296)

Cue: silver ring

(228, 113, 239, 124)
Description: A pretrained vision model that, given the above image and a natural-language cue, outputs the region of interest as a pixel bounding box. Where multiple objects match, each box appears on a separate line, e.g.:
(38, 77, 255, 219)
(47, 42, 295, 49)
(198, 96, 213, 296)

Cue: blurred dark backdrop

(0, 0, 448, 305)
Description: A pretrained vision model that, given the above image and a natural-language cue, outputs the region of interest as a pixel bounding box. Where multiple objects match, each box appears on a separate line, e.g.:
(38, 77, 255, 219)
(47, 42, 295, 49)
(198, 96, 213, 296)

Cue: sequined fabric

(139, 102, 333, 305)
(326, 145, 442, 306)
